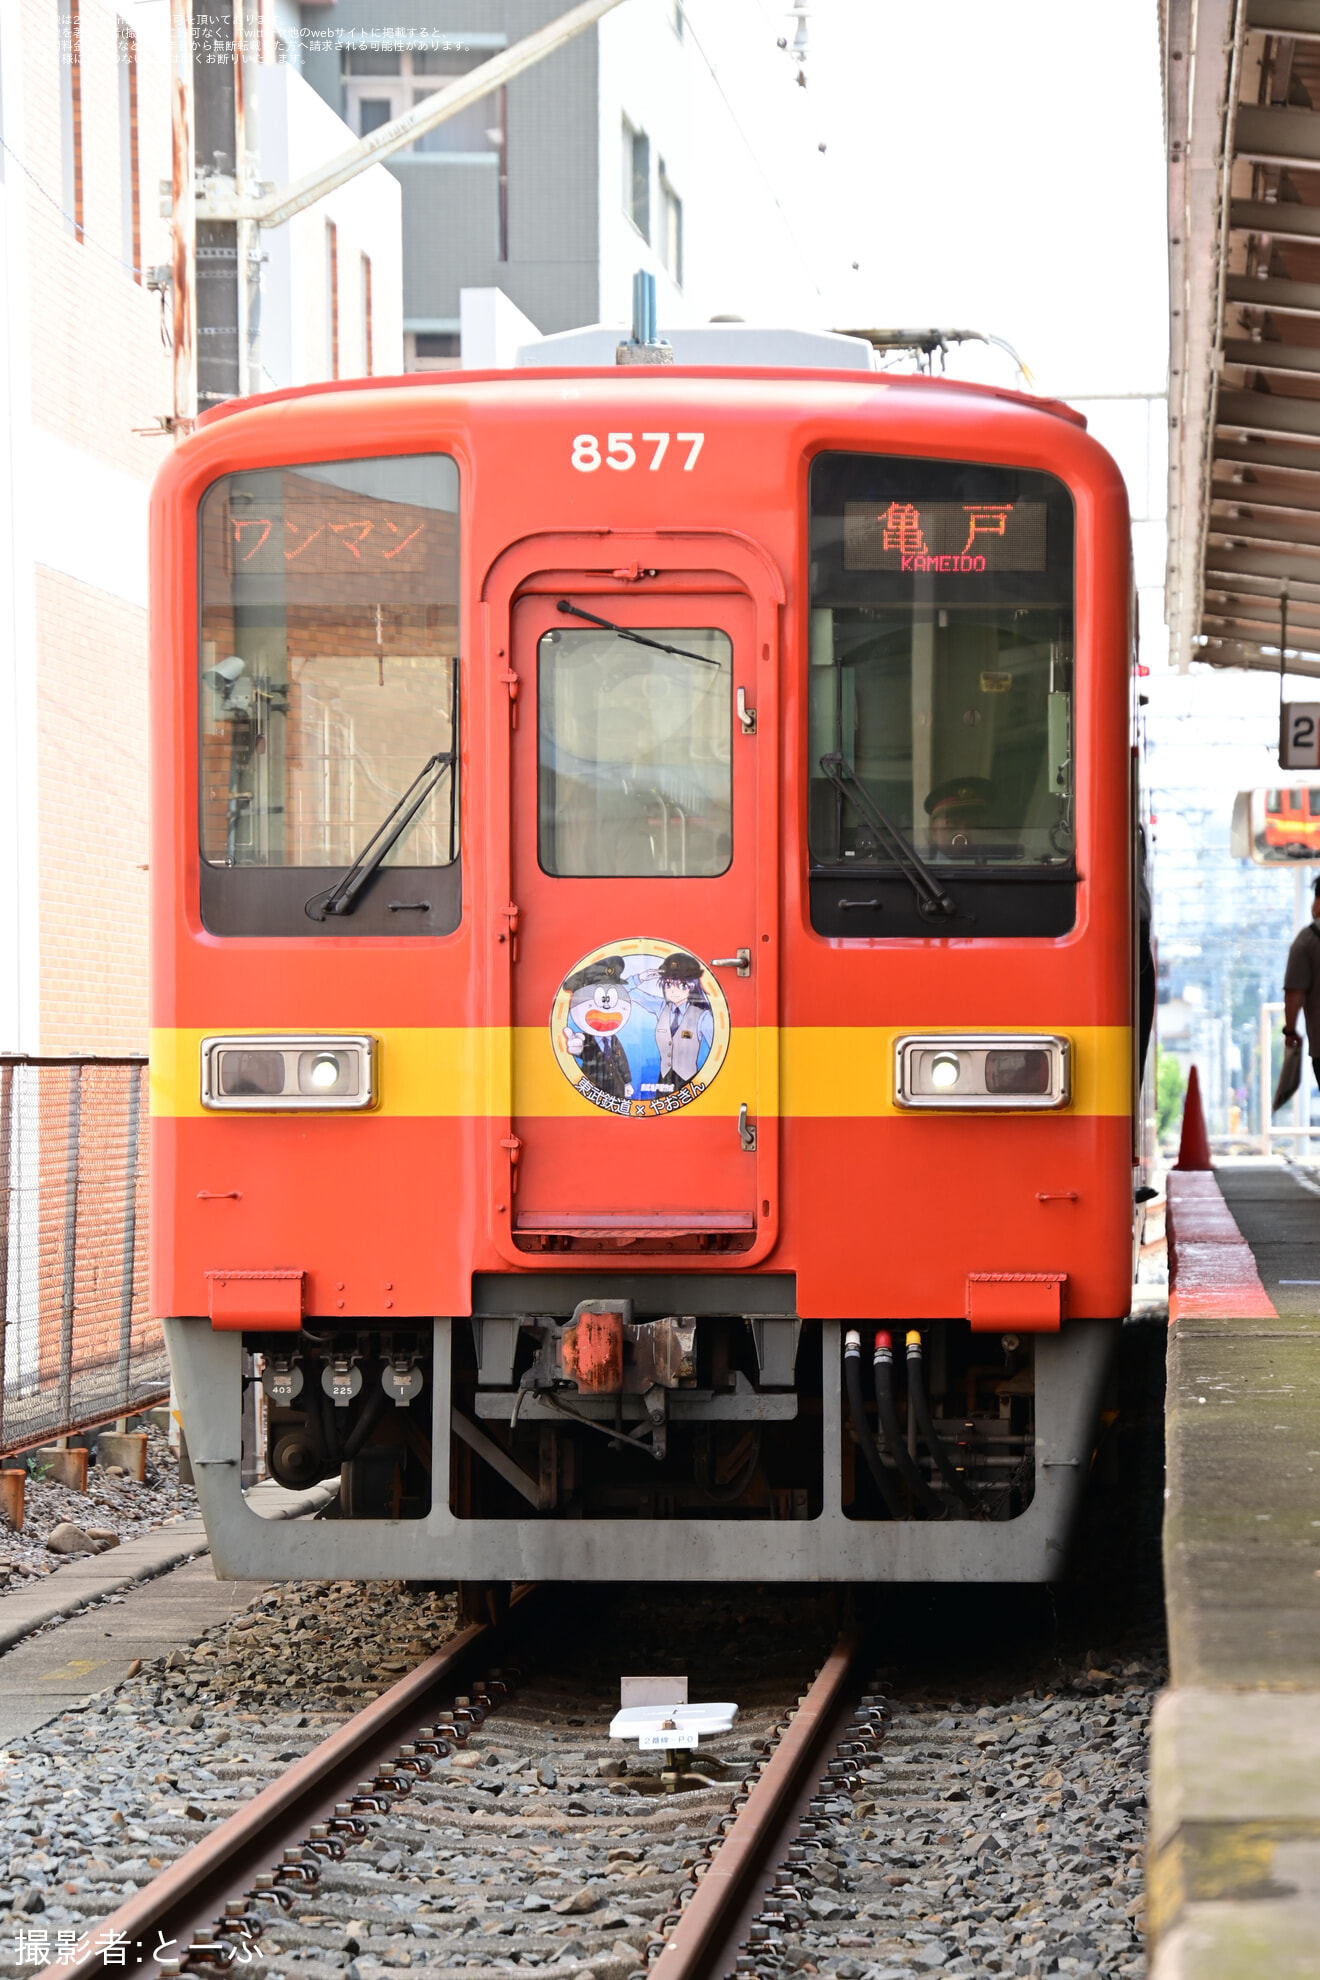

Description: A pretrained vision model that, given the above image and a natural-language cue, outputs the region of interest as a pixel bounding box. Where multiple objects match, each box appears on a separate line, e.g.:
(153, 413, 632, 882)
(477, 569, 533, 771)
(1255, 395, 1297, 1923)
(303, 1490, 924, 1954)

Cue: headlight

(929, 1052, 962, 1091)
(894, 1034, 1069, 1109)
(201, 1035, 377, 1110)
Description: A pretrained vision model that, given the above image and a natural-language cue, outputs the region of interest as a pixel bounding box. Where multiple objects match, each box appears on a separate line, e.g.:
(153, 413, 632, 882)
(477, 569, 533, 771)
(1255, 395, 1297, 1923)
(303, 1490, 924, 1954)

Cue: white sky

(696, 0, 1169, 399)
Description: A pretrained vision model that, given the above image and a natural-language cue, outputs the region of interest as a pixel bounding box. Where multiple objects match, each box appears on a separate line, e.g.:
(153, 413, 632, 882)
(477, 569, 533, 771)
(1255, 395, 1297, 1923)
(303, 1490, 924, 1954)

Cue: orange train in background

(151, 321, 1148, 1583)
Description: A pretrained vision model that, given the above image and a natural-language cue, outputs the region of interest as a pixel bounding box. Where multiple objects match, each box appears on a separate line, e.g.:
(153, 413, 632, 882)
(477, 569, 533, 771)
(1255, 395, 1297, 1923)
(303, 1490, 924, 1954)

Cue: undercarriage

(166, 1307, 1119, 1582)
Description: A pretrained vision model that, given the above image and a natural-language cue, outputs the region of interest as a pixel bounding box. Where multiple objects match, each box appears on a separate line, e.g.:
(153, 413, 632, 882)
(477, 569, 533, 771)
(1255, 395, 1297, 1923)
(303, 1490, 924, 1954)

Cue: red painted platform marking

(1166, 1171, 1279, 1324)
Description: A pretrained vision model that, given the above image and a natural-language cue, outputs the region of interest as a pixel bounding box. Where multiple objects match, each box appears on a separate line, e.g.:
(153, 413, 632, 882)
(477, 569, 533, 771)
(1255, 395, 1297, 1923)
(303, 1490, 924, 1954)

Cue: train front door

(495, 558, 778, 1260)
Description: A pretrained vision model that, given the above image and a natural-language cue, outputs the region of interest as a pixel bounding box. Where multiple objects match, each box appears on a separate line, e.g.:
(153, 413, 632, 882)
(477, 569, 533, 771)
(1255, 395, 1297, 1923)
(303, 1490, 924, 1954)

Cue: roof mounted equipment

(617, 270, 674, 367)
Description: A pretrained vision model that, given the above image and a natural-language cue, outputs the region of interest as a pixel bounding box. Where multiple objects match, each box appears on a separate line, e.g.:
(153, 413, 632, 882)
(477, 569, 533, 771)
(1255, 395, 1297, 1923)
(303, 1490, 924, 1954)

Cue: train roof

(196, 360, 1088, 433)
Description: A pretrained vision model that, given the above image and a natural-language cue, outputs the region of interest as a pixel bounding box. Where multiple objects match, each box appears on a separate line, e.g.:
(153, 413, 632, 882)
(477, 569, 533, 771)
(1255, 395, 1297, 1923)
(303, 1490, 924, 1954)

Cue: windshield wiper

(818, 754, 957, 919)
(306, 674, 460, 921)
(557, 599, 720, 667)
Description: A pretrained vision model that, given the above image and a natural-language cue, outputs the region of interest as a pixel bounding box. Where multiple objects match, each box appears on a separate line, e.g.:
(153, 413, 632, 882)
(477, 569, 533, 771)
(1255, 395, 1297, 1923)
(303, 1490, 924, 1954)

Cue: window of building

(197, 455, 462, 938)
(807, 454, 1077, 937)
(342, 45, 505, 158)
(358, 98, 394, 136)
(538, 626, 732, 877)
(325, 220, 339, 379)
(361, 254, 373, 375)
(407, 331, 461, 372)
(346, 50, 402, 75)
(60, 1, 84, 244)
(659, 159, 682, 287)
(623, 118, 650, 242)
(118, 21, 140, 280)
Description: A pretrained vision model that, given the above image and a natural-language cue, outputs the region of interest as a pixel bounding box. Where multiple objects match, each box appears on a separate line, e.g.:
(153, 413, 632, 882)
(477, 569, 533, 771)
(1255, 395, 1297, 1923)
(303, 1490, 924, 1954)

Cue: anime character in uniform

(632, 950, 715, 1093)
(561, 954, 634, 1100)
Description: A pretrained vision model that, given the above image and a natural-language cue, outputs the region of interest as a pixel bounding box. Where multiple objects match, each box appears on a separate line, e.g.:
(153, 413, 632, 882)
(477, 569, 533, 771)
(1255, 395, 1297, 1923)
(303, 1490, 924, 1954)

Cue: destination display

(221, 487, 433, 578)
(843, 499, 1048, 574)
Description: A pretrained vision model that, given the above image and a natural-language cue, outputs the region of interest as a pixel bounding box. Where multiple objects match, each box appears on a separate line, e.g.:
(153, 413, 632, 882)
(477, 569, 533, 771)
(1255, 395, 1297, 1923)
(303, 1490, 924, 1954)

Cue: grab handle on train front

(738, 1103, 757, 1153)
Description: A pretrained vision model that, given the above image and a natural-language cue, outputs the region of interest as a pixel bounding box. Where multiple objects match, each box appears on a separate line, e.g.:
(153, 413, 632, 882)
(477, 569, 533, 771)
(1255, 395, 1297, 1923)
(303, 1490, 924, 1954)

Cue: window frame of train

(806, 454, 1077, 938)
(195, 453, 462, 938)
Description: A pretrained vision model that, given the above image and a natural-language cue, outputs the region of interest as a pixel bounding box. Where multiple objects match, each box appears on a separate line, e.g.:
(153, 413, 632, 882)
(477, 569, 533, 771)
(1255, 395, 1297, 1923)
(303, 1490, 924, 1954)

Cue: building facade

(0, 0, 401, 1054)
(293, 0, 820, 367)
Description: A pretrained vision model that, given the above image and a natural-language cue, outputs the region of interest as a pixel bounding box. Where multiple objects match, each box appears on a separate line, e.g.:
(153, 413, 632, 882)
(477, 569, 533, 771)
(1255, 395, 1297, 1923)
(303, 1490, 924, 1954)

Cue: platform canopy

(1167, 0, 1320, 679)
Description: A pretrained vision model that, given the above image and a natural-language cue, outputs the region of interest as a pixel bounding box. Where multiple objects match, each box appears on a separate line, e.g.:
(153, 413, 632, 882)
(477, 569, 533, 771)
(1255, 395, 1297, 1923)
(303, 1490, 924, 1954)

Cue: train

(150, 309, 1148, 1584)
(1263, 786, 1320, 858)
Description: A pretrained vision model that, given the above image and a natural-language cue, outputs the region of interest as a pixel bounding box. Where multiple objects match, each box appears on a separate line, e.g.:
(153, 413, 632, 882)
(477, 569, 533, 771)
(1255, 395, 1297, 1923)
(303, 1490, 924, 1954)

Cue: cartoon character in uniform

(561, 954, 634, 1100)
(633, 950, 715, 1093)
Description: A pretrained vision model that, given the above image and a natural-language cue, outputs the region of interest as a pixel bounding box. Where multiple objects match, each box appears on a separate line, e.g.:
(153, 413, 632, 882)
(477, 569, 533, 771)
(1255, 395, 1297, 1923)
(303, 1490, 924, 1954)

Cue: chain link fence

(0, 1056, 166, 1456)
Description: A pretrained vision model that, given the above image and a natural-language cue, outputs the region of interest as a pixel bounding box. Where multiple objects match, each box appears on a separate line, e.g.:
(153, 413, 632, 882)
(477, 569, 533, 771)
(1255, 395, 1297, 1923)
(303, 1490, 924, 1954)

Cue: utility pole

(169, 0, 630, 431)
(169, 0, 194, 427)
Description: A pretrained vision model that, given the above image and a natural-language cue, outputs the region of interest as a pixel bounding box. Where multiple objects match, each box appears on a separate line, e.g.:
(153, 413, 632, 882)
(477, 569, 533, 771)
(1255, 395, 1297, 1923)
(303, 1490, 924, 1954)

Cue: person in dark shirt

(1282, 876, 1320, 1079)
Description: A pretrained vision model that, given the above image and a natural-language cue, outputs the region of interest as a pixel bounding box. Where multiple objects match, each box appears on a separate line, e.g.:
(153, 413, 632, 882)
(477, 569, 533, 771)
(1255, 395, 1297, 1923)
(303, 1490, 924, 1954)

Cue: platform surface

(0, 1479, 333, 1743)
(1152, 1158, 1320, 1979)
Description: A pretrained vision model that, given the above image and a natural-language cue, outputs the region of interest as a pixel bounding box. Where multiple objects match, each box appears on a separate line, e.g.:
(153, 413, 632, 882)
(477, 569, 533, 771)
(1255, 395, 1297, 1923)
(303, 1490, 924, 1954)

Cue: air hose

(873, 1331, 947, 1519)
(342, 1380, 391, 1461)
(319, 1381, 344, 1471)
(844, 1329, 902, 1517)
(905, 1330, 974, 1514)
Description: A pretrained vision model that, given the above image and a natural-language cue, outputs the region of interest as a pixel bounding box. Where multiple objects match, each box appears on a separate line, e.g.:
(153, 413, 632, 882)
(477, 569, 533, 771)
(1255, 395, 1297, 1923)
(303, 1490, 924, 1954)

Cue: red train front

(150, 344, 1140, 1582)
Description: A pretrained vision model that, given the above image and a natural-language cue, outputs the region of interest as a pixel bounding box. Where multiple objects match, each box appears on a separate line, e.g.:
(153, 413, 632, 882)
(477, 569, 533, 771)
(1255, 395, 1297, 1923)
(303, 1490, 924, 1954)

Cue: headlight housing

(200, 1035, 377, 1111)
(894, 1034, 1070, 1109)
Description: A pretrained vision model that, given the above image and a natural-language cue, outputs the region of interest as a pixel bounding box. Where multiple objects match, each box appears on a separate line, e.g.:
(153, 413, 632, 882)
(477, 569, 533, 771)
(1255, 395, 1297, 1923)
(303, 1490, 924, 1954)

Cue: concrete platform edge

(0, 1479, 334, 1658)
(1149, 1163, 1320, 1979)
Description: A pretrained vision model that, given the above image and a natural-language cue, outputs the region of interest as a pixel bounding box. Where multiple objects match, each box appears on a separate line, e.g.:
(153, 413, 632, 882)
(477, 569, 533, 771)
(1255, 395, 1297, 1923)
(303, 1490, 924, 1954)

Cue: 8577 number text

(570, 432, 705, 473)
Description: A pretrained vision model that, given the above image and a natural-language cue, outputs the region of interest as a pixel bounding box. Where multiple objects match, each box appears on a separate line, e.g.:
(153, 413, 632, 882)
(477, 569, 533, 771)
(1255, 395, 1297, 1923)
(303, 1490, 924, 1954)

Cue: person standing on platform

(1282, 875, 1320, 1084)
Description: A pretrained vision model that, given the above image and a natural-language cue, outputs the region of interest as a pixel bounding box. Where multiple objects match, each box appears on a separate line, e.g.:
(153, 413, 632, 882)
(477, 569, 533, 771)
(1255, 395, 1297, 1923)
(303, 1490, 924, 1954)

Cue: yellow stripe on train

(150, 1026, 1131, 1120)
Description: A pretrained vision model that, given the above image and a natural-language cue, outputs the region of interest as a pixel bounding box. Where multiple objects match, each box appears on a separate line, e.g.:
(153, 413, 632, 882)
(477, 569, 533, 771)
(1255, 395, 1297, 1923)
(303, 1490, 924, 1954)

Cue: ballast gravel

(0, 1428, 197, 1586)
(742, 1651, 1163, 1980)
(0, 1577, 1161, 1980)
(0, 1585, 835, 1980)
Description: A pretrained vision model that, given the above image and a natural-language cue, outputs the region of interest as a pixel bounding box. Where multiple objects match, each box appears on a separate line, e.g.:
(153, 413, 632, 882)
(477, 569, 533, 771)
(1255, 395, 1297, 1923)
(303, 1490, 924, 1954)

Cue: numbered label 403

(571, 432, 705, 473)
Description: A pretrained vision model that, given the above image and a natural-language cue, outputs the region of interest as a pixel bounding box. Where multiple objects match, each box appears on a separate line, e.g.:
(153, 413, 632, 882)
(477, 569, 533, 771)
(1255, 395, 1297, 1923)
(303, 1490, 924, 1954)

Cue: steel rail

(650, 1629, 867, 1980)
(42, 1603, 863, 1980)
(39, 1595, 539, 1980)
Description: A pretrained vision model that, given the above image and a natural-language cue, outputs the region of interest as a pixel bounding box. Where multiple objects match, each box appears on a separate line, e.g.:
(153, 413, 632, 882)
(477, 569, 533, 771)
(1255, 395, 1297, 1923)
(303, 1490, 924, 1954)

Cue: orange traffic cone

(1175, 1064, 1212, 1171)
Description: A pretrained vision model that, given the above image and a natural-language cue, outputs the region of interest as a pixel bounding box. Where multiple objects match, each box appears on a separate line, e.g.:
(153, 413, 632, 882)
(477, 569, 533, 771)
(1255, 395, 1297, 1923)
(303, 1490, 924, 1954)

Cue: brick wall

(34, 567, 150, 1052)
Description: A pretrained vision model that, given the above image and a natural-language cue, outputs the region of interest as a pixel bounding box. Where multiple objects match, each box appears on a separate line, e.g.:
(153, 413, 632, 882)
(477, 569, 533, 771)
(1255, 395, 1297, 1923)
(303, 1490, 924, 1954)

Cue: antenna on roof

(617, 270, 675, 366)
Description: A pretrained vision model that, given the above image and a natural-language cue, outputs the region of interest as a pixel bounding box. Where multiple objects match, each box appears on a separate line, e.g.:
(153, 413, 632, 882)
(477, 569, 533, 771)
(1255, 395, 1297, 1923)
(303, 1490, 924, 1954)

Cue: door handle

(738, 1103, 757, 1152)
(737, 687, 757, 735)
(711, 948, 751, 977)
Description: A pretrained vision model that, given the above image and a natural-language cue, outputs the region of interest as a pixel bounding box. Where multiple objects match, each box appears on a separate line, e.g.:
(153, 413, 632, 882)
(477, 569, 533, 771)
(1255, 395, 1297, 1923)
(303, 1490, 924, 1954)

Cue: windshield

(537, 625, 732, 878)
(808, 454, 1075, 874)
(197, 454, 460, 937)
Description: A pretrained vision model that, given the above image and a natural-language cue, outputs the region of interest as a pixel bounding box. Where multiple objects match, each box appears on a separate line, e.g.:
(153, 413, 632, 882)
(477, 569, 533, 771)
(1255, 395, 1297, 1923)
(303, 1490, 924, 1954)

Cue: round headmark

(550, 938, 732, 1118)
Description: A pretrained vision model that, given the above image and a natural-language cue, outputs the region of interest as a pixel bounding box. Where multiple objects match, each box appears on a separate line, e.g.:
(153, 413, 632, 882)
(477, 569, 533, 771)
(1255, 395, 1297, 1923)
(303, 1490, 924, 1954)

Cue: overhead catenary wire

(0, 135, 144, 281)
(675, 0, 823, 300)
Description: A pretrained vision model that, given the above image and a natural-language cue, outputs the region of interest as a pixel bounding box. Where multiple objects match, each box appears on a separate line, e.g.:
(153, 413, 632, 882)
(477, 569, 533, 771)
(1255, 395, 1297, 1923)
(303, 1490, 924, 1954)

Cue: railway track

(28, 1583, 1153, 1980)
(37, 1591, 868, 1980)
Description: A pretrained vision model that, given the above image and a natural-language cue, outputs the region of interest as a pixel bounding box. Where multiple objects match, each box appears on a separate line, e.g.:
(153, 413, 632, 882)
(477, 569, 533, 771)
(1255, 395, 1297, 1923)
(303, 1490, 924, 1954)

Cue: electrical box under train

(150, 334, 1146, 1583)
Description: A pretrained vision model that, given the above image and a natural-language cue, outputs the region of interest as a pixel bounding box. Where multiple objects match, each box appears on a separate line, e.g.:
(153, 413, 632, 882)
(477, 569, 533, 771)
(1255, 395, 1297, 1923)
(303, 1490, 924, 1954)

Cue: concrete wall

(596, 3, 822, 332)
(258, 63, 403, 389)
(0, 0, 173, 1053)
(297, 0, 599, 340)
(0, 3, 404, 1057)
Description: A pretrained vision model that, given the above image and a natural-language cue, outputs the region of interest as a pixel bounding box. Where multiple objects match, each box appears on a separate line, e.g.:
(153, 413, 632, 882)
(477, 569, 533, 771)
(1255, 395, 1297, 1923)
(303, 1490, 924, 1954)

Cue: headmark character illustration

(549, 937, 732, 1115)
(638, 950, 715, 1093)
(561, 953, 634, 1101)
